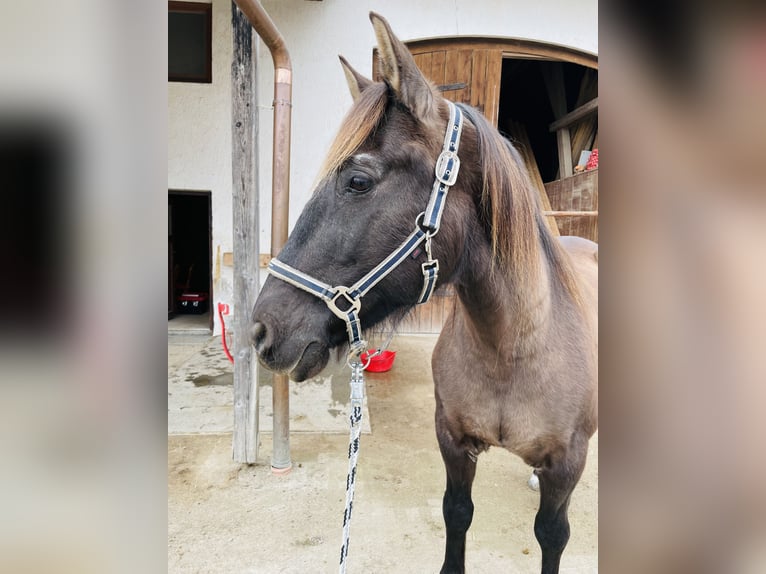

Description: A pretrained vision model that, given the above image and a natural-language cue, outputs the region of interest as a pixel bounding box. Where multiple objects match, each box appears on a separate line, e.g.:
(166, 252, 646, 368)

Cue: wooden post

(556, 129, 574, 178)
(231, 2, 259, 464)
(232, 0, 293, 474)
(541, 63, 573, 178)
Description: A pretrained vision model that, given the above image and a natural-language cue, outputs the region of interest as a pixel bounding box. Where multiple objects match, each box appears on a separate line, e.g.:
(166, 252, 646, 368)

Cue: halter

(268, 101, 464, 358)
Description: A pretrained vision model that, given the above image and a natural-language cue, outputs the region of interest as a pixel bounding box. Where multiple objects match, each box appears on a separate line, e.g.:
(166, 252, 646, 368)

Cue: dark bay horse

(251, 12, 597, 574)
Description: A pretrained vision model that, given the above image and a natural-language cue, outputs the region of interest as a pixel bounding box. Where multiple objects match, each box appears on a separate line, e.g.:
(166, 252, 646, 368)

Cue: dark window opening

(168, 1, 212, 83)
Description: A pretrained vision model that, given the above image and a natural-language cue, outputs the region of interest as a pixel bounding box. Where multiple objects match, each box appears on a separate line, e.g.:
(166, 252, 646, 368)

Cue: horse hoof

(527, 472, 540, 491)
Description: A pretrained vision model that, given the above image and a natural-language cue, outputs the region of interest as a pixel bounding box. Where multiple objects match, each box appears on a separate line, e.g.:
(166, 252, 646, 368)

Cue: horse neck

(455, 225, 553, 358)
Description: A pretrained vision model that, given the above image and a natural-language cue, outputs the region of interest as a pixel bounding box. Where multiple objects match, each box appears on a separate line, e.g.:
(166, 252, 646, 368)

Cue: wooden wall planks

(545, 169, 599, 242)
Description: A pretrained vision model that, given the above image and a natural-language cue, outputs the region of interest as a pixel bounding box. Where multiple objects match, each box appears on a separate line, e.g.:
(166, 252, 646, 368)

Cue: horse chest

(433, 333, 563, 456)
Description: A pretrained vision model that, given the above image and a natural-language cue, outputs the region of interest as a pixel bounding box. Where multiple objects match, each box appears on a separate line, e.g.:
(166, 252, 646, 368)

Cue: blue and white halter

(268, 101, 464, 357)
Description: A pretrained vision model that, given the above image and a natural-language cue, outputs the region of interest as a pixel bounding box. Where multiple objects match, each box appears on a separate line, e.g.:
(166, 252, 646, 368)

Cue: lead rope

(339, 359, 365, 574)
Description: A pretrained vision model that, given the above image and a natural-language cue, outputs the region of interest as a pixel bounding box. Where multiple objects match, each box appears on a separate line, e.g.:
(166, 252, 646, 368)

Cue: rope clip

(349, 360, 365, 408)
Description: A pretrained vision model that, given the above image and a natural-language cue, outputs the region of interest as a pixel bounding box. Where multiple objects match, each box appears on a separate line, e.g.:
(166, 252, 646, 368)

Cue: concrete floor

(168, 311, 212, 334)
(168, 334, 598, 573)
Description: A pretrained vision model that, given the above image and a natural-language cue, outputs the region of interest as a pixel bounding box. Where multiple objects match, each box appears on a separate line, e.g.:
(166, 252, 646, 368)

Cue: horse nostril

(250, 320, 270, 354)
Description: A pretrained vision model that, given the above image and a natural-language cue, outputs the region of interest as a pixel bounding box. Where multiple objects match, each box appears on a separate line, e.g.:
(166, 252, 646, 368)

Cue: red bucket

(361, 350, 396, 372)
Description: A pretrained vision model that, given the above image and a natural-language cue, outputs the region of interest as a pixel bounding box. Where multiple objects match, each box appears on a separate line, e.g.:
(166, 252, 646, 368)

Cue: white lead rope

(339, 361, 365, 574)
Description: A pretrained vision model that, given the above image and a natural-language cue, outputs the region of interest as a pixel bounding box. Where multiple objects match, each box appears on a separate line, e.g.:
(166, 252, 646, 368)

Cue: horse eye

(348, 174, 372, 193)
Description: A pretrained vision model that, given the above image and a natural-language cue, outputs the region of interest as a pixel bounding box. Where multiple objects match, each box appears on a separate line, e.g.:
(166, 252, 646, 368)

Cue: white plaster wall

(168, 0, 233, 334)
(256, 0, 598, 253)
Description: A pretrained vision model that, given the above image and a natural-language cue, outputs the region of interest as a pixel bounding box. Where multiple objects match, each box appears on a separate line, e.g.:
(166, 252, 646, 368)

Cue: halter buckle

(435, 150, 460, 186)
(327, 287, 362, 321)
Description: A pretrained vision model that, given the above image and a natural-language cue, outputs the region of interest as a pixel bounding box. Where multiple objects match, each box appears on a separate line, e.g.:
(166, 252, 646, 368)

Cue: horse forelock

(459, 105, 583, 307)
(317, 82, 389, 184)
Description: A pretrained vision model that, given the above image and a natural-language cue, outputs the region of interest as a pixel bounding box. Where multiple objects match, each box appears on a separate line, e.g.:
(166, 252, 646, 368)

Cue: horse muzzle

(250, 310, 331, 382)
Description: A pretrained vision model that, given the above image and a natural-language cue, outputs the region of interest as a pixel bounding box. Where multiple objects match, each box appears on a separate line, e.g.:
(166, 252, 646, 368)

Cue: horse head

(250, 13, 476, 381)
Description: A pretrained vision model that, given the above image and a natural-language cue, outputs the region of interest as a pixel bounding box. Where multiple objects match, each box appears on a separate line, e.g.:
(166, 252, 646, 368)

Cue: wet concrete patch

(192, 373, 233, 387)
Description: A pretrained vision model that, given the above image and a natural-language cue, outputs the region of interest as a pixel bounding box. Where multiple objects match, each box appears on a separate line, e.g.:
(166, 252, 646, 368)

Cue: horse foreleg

(533, 434, 589, 574)
(436, 416, 477, 574)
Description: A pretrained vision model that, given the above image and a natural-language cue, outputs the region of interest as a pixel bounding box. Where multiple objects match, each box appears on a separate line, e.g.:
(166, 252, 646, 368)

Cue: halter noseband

(268, 101, 464, 358)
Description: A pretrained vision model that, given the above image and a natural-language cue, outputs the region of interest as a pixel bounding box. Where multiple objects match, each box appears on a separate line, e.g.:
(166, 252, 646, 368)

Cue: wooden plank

(548, 97, 598, 132)
(430, 50, 446, 85)
(543, 210, 598, 217)
(407, 37, 598, 69)
(470, 49, 488, 113)
(431, 293, 448, 333)
(556, 129, 573, 178)
(231, 3, 259, 464)
(420, 297, 434, 333)
(541, 62, 575, 179)
(544, 170, 598, 241)
(445, 49, 460, 84)
(485, 50, 503, 127)
(413, 52, 432, 77)
(593, 169, 598, 241)
(573, 178, 584, 237)
(398, 293, 457, 334)
(454, 49, 473, 103)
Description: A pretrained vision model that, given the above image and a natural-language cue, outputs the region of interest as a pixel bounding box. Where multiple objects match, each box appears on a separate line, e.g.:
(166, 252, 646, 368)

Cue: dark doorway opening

(168, 191, 212, 331)
(497, 59, 597, 183)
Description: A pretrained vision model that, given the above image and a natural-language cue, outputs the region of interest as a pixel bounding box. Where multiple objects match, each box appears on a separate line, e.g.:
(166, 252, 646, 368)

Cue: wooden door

(373, 43, 503, 333)
(411, 46, 502, 127)
(373, 43, 503, 126)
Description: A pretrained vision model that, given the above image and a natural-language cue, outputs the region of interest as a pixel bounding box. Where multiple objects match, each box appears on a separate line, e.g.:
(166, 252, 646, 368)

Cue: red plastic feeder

(361, 350, 396, 372)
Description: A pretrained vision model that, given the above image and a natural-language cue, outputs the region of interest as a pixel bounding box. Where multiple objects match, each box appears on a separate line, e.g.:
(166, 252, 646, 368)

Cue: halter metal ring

(327, 286, 362, 321)
(415, 212, 440, 237)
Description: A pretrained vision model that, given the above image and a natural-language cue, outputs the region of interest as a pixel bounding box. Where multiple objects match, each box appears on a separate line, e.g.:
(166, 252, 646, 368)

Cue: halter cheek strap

(268, 101, 464, 357)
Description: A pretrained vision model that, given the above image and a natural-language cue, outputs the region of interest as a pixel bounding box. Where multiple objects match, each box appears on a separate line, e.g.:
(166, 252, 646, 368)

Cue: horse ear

(369, 12, 436, 121)
(338, 55, 372, 102)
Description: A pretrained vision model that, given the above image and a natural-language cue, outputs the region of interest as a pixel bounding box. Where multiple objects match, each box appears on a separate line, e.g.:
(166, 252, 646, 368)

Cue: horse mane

(317, 82, 389, 182)
(457, 104, 583, 306)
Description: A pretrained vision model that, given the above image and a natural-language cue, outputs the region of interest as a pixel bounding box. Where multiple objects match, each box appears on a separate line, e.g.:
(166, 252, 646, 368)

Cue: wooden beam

(556, 129, 573, 178)
(543, 210, 599, 217)
(231, 3, 259, 464)
(541, 63, 573, 178)
(549, 97, 598, 132)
